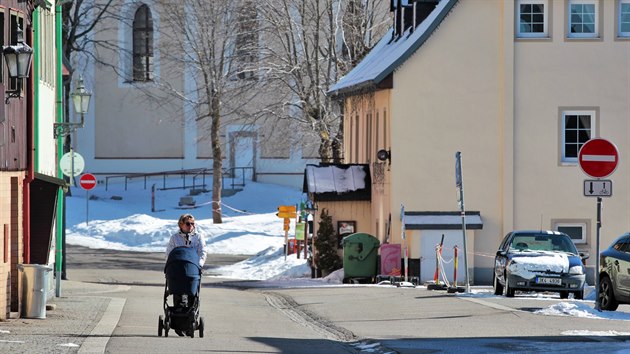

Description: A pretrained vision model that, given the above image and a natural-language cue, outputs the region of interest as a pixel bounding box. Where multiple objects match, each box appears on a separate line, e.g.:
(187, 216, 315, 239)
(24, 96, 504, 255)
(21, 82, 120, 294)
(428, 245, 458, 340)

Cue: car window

(617, 237, 630, 253)
(509, 234, 577, 254)
(613, 237, 628, 251)
(499, 233, 512, 251)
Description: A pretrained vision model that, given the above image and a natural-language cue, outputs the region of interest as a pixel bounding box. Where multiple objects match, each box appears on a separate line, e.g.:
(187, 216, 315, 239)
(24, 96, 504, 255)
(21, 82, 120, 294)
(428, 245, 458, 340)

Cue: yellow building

(328, 0, 629, 284)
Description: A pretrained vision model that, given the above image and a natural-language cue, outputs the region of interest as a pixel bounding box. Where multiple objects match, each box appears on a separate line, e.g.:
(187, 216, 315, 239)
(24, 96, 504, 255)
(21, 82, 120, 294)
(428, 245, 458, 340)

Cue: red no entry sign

(578, 138, 619, 178)
(79, 173, 97, 191)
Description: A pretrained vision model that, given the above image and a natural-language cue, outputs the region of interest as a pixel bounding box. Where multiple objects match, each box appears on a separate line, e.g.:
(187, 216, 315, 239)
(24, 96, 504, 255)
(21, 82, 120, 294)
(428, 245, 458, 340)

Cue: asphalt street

(1, 246, 629, 354)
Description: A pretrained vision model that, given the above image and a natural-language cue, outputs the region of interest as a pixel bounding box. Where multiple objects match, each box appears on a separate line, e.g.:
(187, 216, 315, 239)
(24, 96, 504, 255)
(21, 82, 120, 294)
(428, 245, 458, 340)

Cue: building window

(568, 0, 598, 38)
(619, 0, 630, 37)
(132, 5, 153, 82)
(555, 223, 587, 244)
(517, 0, 548, 38)
(562, 110, 594, 162)
(234, 0, 258, 80)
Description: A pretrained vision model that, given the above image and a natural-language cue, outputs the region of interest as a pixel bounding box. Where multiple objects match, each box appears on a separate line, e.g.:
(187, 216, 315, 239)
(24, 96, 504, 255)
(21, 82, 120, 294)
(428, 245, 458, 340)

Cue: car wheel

(504, 276, 515, 297)
(574, 290, 584, 300)
(493, 274, 503, 296)
(599, 276, 619, 311)
(559, 291, 569, 299)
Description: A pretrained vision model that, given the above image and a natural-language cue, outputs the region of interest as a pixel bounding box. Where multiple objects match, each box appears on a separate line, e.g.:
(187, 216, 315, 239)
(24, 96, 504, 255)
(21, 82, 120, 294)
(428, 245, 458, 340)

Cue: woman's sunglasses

(185, 222, 195, 227)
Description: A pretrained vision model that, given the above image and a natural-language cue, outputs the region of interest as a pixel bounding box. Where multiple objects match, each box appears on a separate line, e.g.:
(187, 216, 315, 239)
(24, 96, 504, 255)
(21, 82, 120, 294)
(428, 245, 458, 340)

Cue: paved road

(2, 246, 629, 353)
(66, 246, 356, 353)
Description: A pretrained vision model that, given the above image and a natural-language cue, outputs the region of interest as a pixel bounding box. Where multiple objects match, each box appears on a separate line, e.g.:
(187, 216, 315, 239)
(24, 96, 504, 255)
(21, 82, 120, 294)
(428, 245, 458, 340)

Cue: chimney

(390, 0, 441, 39)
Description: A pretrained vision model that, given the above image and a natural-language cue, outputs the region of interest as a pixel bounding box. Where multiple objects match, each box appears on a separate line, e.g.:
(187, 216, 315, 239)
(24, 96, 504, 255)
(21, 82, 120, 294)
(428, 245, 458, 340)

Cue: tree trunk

(211, 93, 223, 224)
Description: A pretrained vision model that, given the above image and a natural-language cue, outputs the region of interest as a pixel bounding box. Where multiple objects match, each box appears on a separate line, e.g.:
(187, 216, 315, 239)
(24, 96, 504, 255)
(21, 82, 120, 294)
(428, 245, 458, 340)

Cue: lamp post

(54, 77, 91, 138)
(3, 25, 33, 103)
(55, 77, 91, 288)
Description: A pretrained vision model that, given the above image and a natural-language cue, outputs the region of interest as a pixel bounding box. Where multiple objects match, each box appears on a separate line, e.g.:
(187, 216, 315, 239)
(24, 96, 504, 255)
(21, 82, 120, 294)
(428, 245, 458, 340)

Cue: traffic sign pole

(578, 139, 619, 311)
(595, 197, 602, 311)
(79, 174, 97, 226)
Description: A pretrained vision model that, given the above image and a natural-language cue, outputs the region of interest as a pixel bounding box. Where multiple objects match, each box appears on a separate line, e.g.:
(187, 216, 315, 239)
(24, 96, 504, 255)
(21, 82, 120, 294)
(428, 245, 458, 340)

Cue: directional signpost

(277, 205, 297, 260)
(578, 138, 619, 311)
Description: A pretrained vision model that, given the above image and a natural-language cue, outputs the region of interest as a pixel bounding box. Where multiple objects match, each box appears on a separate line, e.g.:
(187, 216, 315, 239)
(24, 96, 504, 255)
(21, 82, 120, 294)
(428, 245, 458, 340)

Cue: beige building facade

(330, 0, 629, 284)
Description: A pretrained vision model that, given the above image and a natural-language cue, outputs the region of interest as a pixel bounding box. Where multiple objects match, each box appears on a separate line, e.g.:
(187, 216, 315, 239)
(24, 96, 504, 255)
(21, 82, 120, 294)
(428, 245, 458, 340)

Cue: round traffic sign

(79, 173, 97, 191)
(578, 138, 619, 178)
(59, 151, 85, 177)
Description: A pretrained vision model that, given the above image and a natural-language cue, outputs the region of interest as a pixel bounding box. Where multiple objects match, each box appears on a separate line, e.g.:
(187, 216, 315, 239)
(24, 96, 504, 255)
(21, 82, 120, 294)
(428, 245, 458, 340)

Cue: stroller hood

(165, 246, 201, 295)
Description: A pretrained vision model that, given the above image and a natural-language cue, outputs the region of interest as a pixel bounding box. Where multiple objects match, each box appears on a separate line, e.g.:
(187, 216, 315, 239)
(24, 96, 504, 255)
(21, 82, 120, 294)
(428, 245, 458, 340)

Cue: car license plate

(536, 277, 561, 285)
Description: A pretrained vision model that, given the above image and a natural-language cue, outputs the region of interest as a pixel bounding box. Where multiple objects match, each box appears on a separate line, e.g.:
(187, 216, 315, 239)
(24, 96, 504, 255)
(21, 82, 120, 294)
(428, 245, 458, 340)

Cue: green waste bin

(341, 233, 380, 282)
(18, 264, 53, 319)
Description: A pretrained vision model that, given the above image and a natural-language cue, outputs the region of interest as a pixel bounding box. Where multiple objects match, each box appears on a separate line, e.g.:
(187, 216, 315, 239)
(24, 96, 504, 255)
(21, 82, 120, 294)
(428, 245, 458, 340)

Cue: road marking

(78, 297, 126, 354)
(459, 297, 521, 312)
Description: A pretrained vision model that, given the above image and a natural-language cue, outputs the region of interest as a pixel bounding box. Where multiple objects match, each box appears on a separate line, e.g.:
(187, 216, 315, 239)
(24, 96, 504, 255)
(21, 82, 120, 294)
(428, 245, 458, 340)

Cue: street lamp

(54, 76, 91, 138)
(3, 25, 33, 104)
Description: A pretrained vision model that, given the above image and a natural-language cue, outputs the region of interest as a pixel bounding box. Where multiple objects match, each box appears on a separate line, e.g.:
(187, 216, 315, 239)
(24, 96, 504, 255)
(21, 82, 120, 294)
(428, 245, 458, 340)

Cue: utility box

(341, 233, 380, 283)
(18, 264, 53, 319)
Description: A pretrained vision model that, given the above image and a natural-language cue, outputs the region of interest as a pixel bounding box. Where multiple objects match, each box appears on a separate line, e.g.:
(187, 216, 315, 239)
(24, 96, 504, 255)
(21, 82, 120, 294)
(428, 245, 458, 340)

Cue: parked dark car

(598, 233, 630, 311)
(493, 230, 588, 299)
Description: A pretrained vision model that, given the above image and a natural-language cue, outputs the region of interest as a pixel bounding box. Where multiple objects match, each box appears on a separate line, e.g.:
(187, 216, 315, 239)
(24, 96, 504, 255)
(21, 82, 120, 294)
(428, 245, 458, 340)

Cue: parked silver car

(493, 230, 588, 299)
(598, 233, 630, 311)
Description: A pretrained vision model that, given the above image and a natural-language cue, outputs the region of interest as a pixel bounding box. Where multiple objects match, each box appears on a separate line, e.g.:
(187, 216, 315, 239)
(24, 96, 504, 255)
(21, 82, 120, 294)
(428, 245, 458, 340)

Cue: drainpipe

(55, 3, 63, 297)
(23, 11, 39, 264)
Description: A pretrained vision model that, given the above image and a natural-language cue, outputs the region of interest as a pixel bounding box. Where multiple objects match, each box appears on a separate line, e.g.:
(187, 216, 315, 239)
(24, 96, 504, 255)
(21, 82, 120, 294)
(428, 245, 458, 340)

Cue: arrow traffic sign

(578, 138, 619, 178)
(276, 212, 297, 219)
(583, 180, 612, 197)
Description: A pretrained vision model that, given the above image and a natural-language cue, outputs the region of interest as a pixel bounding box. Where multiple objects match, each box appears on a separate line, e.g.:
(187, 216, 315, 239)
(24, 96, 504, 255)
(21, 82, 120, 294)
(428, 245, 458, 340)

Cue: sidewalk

(0, 280, 126, 354)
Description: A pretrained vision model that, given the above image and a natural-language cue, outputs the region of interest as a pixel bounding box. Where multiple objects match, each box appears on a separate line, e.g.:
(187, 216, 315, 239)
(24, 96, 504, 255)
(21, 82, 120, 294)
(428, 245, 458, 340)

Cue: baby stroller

(158, 246, 205, 338)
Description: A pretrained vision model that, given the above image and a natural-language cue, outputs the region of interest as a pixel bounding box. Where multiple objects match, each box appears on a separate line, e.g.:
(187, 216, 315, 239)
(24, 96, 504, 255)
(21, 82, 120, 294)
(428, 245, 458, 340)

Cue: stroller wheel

(198, 317, 205, 338)
(164, 317, 170, 337)
(158, 315, 164, 337)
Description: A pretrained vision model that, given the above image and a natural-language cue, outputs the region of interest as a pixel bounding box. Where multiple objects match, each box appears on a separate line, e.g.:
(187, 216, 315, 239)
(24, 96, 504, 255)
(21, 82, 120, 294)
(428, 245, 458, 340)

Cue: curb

(78, 297, 126, 354)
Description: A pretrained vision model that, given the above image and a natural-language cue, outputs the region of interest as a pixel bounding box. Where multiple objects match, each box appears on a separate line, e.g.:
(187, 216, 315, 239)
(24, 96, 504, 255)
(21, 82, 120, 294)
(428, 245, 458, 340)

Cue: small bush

(314, 208, 342, 273)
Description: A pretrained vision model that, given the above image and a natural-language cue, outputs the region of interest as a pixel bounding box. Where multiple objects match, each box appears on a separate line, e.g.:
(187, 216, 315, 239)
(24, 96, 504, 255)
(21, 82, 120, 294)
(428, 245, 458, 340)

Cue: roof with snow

(303, 164, 371, 202)
(328, 0, 459, 96)
(404, 211, 483, 230)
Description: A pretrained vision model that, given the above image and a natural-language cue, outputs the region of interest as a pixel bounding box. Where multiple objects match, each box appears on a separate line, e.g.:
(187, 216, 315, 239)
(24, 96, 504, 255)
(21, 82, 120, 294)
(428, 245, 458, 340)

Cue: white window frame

(517, 0, 549, 38)
(555, 223, 587, 244)
(561, 110, 595, 163)
(568, 0, 599, 38)
(619, 0, 630, 37)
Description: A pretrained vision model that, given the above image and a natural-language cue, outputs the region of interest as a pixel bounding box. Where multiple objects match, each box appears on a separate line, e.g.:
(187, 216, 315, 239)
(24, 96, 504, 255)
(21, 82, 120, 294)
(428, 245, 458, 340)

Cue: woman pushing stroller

(162, 213, 207, 337)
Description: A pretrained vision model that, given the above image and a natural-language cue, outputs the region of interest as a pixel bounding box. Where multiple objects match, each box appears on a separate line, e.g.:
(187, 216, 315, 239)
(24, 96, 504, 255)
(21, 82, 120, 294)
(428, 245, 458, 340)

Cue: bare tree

(258, 0, 390, 162)
(155, 0, 263, 223)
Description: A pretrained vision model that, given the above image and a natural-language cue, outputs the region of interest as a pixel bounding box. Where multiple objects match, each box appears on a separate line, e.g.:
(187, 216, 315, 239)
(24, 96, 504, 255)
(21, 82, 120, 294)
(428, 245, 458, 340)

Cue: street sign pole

(86, 189, 89, 226)
(577, 138, 618, 312)
(455, 151, 470, 293)
(595, 197, 602, 310)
